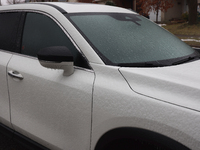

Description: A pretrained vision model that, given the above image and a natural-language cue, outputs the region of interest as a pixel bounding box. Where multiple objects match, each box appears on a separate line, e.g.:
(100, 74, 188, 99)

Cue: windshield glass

(67, 13, 195, 66)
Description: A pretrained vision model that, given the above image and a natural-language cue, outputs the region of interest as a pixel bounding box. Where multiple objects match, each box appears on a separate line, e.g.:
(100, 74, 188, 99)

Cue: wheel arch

(94, 127, 190, 150)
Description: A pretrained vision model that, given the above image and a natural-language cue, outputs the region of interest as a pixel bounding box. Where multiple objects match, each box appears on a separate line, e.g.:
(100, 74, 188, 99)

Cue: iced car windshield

(67, 13, 196, 67)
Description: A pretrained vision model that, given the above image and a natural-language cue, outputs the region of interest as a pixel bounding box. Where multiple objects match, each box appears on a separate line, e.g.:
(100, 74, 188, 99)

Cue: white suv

(0, 2, 199, 150)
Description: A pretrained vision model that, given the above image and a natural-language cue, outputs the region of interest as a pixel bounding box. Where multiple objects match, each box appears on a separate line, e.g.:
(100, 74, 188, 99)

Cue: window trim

(0, 11, 25, 53)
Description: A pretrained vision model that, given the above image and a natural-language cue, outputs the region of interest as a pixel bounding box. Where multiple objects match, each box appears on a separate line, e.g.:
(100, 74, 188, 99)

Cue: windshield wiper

(172, 56, 199, 65)
(118, 54, 200, 67)
(118, 62, 164, 67)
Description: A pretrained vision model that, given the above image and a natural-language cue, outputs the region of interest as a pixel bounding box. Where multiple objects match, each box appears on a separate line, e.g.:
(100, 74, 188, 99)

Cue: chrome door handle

(8, 70, 24, 80)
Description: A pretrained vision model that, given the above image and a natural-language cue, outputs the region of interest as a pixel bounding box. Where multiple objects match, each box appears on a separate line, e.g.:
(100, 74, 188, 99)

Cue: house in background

(161, 0, 188, 22)
(150, 0, 200, 23)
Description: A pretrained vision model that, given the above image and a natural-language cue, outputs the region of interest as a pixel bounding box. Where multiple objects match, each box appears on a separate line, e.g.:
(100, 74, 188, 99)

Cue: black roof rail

(38, 3, 67, 14)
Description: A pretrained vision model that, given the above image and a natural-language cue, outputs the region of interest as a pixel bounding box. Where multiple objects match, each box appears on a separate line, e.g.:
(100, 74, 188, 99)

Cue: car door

(0, 12, 23, 128)
(0, 51, 12, 128)
(7, 12, 94, 150)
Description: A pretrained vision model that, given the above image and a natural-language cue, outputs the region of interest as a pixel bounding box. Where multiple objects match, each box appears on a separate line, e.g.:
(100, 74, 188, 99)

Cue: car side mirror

(37, 46, 74, 76)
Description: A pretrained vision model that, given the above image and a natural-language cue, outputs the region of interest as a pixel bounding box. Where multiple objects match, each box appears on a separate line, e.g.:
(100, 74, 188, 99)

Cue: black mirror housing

(37, 46, 73, 62)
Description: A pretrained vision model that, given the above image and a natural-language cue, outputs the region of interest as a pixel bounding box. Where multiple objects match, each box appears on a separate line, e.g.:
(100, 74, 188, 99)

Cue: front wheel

(95, 128, 190, 150)
(101, 138, 183, 150)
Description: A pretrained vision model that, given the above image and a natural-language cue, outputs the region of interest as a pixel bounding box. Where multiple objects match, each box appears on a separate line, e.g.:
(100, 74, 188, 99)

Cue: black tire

(102, 138, 172, 150)
(95, 128, 190, 150)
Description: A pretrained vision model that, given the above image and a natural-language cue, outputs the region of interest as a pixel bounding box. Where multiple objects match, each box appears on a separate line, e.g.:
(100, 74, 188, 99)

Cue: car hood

(119, 60, 200, 111)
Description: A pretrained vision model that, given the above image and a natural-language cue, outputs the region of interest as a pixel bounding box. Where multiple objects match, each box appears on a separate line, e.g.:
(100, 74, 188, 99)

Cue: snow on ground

(181, 39, 200, 43)
(158, 24, 167, 27)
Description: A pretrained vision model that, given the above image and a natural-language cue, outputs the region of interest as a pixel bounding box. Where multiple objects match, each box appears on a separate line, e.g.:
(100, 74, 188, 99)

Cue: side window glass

(22, 13, 89, 68)
(0, 12, 22, 52)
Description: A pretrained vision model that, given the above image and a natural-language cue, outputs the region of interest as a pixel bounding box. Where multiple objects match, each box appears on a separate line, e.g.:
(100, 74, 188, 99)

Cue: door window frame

(0, 10, 92, 70)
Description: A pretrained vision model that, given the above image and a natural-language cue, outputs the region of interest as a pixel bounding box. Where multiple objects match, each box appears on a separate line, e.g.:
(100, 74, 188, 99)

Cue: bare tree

(187, 0, 198, 25)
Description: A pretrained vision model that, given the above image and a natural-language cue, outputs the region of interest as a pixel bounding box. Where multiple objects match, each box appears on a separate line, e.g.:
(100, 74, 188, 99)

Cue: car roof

(48, 2, 135, 13)
(0, 2, 136, 14)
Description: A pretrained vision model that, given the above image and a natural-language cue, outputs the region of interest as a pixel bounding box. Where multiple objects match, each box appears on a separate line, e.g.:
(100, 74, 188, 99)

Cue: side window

(21, 12, 89, 68)
(0, 12, 23, 52)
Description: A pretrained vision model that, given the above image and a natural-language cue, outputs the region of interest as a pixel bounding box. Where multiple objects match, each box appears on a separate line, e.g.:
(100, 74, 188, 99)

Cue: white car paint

(90, 63, 200, 150)
(0, 51, 13, 128)
(0, 2, 199, 150)
(8, 54, 94, 150)
(120, 60, 200, 111)
(53, 2, 136, 13)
